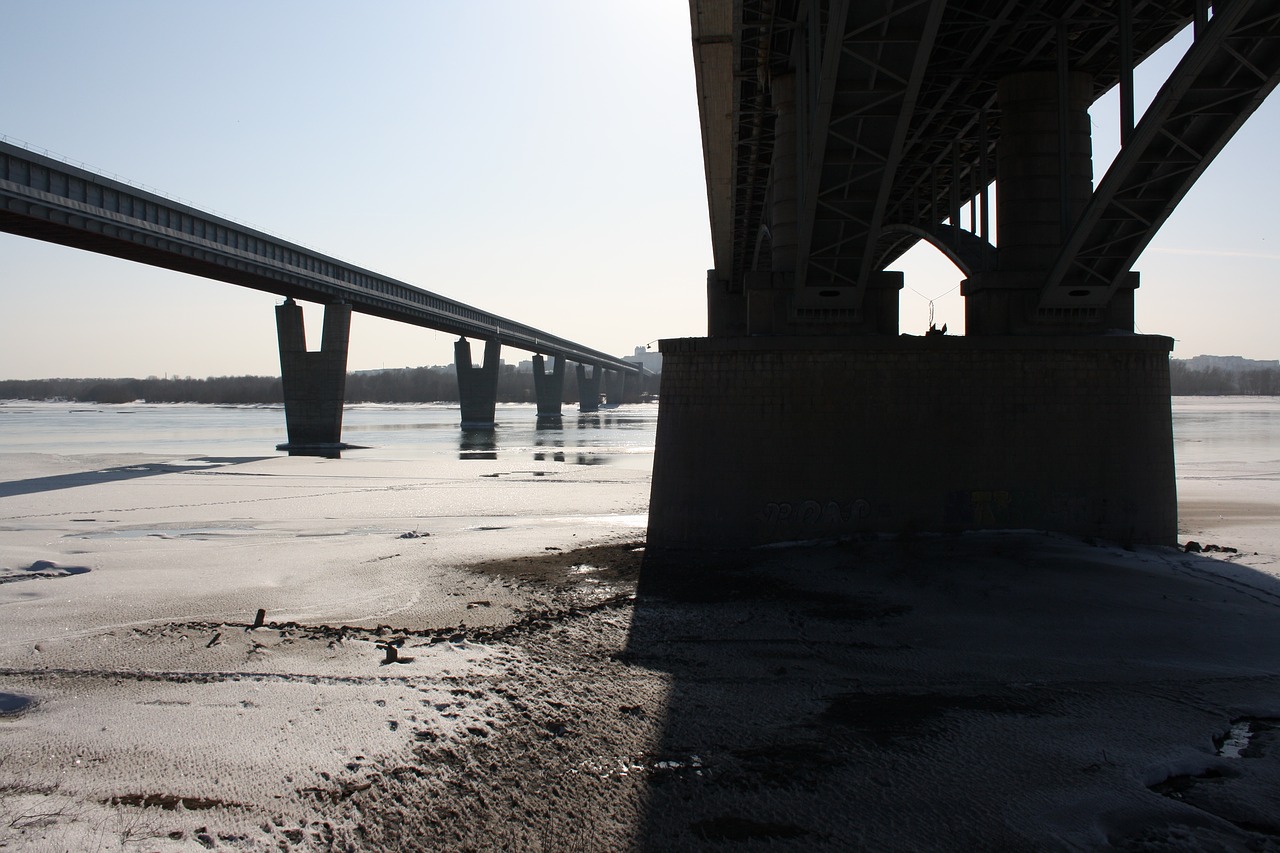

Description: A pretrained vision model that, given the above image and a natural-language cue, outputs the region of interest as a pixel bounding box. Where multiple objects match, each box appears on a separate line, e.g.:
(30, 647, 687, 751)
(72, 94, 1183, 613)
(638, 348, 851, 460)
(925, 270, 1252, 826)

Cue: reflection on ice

(1174, 397, 1280, 467)
(459, 430, 497, 460)
(0, 401, 660, 461)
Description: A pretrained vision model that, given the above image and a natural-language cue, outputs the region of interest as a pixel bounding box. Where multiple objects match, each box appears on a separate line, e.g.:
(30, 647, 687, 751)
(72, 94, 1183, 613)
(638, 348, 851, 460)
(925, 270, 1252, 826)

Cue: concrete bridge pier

(275, 299, 352, 456)
(623, 369, 646, 404)
(455, 338, 501, 430)
(647, 335, 1176, 555)
(532, 355, 565, 421)
(604, 369, 625, 407)
(576, 364, 602, 413)
(646, 50, 1181, 558)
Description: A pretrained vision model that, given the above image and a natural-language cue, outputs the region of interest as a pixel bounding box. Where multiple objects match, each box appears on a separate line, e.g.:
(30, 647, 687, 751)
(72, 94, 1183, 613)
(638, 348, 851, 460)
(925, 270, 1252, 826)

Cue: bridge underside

(650, 0, 1280, 554)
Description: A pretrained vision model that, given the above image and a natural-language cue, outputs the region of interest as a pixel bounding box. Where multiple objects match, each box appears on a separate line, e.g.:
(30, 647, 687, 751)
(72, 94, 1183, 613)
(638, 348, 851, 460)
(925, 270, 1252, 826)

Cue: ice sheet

(1, 398, 1278, 850)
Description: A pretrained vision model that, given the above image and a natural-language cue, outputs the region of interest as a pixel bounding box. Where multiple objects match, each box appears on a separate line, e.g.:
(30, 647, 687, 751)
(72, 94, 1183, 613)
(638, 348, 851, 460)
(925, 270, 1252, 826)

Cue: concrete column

(996, 70, 1094, 273)
(965, 70, 1095, 334)
(708, 269, 747, 337)
(604, 369, 625, 408)
(532, 354, 565, 420)
(455, 338, 501, 430)
(576, 363, 602, 413)
(621, 369, 643, 404)
(275, 299, 351, 454)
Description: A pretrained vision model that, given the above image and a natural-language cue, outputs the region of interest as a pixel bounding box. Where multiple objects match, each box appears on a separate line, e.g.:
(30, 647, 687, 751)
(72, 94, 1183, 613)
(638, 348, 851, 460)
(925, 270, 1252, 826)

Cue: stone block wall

(647, 335, 1176, 552)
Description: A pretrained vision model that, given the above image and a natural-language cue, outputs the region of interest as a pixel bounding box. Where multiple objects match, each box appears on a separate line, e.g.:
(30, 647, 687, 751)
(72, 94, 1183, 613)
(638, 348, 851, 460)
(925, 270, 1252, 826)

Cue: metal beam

(855, 0, 947, 288)
(1040, 0, 1280, 308)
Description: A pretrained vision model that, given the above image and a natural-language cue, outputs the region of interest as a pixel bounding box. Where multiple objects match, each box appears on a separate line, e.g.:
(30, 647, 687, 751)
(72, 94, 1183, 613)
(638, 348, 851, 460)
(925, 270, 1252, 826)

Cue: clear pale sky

(2, 2, 1277, 380)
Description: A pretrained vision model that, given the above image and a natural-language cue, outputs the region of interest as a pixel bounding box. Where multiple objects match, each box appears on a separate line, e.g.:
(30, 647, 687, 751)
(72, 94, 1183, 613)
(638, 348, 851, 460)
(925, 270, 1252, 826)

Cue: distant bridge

(0, 140, 635, 373)
(0, 139, 641, 448)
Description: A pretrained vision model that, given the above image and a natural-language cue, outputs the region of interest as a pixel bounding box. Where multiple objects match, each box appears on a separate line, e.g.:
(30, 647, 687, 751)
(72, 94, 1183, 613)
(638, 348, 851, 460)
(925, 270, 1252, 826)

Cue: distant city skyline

(2, 1, 1278, 381)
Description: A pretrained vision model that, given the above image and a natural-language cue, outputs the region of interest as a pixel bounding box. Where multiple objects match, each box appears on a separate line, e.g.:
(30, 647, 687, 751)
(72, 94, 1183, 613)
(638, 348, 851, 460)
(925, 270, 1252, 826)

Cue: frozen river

(1, 395, 1275, 552)
(1171, 395, 1280, 469)
(0, 400, 660, 464)
(0, 394, 1276, 472)
(4, 393, 1274, 562)
(1, 395, 1279, 850)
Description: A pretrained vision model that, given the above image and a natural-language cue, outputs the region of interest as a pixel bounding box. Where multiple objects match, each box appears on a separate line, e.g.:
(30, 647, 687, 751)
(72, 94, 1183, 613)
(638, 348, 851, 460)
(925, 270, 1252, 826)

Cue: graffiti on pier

(944, 490, 1012, 527)
(762, 499, 873, 533)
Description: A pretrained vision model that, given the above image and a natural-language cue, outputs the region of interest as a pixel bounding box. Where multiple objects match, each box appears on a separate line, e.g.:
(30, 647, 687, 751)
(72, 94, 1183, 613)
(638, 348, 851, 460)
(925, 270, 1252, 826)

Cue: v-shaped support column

(532, 355, 565, 420)
(604, 369, 626, 408)
(275, 299, 351, 455)
(576, 364, 602, 413)
(455, 338, 501, 430)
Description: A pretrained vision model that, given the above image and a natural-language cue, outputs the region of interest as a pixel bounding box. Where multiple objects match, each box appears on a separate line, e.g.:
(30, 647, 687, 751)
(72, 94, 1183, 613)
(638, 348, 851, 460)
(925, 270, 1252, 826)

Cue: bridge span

(648, 0, 1280, 554)
(0, 139, 641, 449)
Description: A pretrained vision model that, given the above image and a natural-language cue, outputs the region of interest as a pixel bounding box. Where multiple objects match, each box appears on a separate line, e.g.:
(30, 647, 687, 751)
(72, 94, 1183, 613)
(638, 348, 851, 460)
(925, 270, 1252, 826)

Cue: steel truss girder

(706, 0, 1217, 294)
(1040, 0, 1280, 308)
(796, 0, 945, 293)
(723, 0, 782, 293)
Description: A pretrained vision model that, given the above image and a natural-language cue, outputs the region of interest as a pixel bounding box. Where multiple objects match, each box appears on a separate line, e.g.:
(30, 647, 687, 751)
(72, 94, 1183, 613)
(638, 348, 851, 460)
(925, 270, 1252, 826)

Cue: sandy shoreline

(3, 447, 1280, 851)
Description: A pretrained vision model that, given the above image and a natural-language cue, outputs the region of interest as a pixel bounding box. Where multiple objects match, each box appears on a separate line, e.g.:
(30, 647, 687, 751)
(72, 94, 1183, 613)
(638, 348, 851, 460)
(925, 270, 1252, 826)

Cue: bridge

(0, 139, 642, 450)
(648, 0, 1280, 553)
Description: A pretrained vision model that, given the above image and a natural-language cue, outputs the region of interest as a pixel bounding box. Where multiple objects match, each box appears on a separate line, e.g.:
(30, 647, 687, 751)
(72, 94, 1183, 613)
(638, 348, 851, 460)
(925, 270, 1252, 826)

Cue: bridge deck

(0, 140, 637, 374)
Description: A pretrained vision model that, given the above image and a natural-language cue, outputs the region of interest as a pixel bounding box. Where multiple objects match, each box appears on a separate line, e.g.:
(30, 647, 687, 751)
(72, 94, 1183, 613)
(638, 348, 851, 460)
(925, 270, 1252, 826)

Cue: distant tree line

(344, 365, 555, 404)
(0, 364, 644, 405)
(5, 360, 1271, 401)
(1170, 361, 1280, 395)
(3, 360, 1268, 401)
(0, 375, 283, 405)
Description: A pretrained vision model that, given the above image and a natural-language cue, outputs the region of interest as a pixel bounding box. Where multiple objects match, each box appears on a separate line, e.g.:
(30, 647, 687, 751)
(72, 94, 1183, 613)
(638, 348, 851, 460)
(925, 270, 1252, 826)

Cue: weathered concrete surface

(531, 354, 565, 420)
(622, 369, 645, 404)
(577, 364, 602, 413)
(647, 334, 1176, 553)
(456, 338, 501, 430)
(275, 300, 351, 452)
(605, 369, 625, 407)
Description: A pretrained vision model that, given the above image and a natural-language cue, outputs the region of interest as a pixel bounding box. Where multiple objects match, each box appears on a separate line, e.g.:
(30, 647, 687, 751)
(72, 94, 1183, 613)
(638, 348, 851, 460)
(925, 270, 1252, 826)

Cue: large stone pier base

(647, 335, 1176, 555)
(275, 300, 352, 455)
